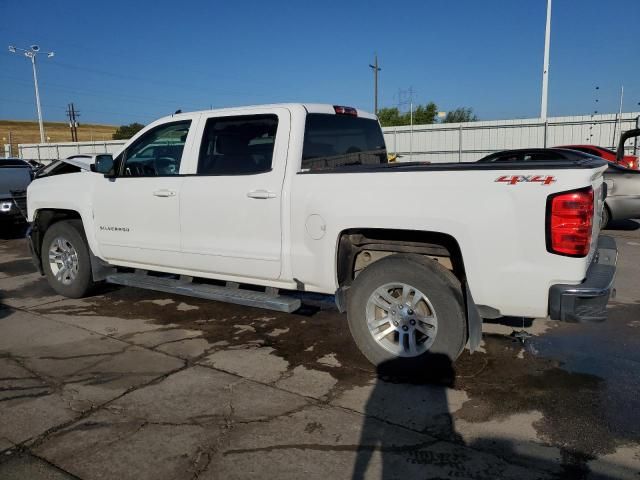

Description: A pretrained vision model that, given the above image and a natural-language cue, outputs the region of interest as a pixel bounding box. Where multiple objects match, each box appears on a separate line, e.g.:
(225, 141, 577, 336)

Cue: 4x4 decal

(495, 175, 556, 185)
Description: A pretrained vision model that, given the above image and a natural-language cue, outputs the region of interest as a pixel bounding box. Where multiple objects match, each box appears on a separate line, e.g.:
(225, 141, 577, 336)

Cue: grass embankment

(1, 120, 118, 155)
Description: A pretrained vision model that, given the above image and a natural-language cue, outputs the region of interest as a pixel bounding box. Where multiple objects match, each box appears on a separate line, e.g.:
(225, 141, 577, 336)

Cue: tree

(377, 107, 406, 127)
(377, 103, 439, 127)
(112, 123, 145, 140)
(442, 107, 477, 123)
(412, 102, 438, 125)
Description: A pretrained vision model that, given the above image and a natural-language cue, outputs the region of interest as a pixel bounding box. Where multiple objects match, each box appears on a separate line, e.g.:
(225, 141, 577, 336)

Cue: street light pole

(29, 53, 46, 143)
(8, 45, 55, 143)
(540, 0, 552, 121)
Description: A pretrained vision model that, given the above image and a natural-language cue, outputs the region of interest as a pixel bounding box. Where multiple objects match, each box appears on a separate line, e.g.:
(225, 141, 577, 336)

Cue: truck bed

(299, 157, 607, 174)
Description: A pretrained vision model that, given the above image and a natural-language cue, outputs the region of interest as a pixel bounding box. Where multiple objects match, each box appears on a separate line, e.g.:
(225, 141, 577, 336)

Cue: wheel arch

(335, 227, 482, 352)
(31, 209, 83, 267)
(30, 209, 111, 281)
(335, 228, 466, 288)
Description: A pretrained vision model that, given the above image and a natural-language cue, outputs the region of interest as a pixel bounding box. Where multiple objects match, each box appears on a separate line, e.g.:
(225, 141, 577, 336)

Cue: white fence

(383, 112, 640, 163)
(4, 112, 640, 164)
(10, 140, 126, 163)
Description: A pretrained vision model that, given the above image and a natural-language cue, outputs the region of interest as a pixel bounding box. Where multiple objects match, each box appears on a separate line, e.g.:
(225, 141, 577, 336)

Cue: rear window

(0, 159, 30, 168)
(568, 147, 597, 155)
(301, 114, 387, 171)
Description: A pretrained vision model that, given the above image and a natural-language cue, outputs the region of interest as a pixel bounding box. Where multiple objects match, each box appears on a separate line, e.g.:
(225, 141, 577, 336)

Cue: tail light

(333, 105, 358, 116)
(546, 187, 594, 257)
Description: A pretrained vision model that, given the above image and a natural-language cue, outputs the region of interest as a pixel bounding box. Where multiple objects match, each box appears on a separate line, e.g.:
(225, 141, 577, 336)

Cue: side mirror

(91, 154, 115, 176)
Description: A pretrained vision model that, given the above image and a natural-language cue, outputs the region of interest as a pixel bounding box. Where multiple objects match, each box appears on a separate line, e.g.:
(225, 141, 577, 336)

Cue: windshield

(301, 114, 387, 171)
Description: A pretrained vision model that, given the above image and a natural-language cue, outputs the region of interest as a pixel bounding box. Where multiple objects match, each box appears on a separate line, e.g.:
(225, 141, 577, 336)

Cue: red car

(557, 145, 638, 169)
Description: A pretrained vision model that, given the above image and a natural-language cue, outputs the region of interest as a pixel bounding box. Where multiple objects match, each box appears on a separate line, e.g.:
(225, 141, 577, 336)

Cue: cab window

(301, 114, 387, 170)
(197, 115, 278, 175)
(120, 121, 191, 177)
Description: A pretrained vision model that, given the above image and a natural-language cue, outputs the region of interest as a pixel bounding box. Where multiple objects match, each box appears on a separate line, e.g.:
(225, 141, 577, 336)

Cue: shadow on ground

(604, 219, 640, 231)
(352, 354, 461, 479)
(0, 221, 28, 240)
(353, 349, 634, 479)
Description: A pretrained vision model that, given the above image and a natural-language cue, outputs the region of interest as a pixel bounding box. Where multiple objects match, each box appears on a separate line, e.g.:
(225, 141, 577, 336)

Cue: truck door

(92, 119, 195, 268)
(179, 108, 290, 280)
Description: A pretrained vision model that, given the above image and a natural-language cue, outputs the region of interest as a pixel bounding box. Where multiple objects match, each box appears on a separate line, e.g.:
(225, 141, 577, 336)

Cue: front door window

(120, 121, 191, 176)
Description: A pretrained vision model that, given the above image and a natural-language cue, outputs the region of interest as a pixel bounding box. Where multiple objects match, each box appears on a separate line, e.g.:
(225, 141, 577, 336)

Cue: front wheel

(41, 219, 95, 298)
(346, 254, 467, 369)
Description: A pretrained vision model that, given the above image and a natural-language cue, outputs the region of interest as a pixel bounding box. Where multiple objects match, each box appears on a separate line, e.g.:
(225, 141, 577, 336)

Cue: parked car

(601, 163, 640, 226)
(26, 104, 616, 368)
(479, 148, 587, 164)
(0, 158, 32, 221)
(478, 148, 640, 226)
(1, 157, 33, 171)
(556, 144, 638, 170)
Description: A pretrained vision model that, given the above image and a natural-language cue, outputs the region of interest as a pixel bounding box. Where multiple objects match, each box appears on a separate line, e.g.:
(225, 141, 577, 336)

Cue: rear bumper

(548, 235, 617, 323)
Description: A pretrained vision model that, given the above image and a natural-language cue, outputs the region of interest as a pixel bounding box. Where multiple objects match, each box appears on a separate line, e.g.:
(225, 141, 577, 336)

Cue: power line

(0, 74, 203, 110)
(2, 51, 277, 106)
(0, 97, 157, 123)
(44, 58, 275, 99)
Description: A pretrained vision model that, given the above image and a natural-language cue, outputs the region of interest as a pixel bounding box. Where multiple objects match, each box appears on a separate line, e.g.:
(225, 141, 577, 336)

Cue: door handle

(153, 189, 176, 197)
(247, 189, 276, 199)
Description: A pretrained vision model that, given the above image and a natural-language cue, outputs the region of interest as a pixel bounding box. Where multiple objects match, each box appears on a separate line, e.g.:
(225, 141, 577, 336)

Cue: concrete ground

(0, 221, 639, 480)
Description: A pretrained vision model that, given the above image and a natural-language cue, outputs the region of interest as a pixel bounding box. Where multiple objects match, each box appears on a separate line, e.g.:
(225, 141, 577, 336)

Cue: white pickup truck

(26, 103, 617, 368)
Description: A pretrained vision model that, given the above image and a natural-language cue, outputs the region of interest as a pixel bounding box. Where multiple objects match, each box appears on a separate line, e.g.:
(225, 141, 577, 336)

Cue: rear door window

(197, 115, 278, 175)
(301, 114, 387, 170)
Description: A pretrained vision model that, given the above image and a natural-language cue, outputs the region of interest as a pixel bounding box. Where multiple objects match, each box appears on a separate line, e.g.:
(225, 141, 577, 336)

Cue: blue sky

(1, 0, 638, 125)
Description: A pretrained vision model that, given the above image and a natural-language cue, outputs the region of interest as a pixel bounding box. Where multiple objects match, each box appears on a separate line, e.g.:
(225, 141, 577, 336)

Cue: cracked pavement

(1, 222, 639, 479)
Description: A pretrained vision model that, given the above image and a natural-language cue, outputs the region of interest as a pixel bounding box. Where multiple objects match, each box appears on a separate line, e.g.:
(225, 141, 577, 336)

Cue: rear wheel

(602, 205, 610, 229)
(41, 220, 95, 298)
(346, 254, 467, 369)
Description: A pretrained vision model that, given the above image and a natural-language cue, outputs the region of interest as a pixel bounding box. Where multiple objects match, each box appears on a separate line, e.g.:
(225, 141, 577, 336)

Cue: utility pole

(397, 87, 416, 161)
(409, 86, 414, 162)
(72, 103, 79, 141)
(635, 113, 640, 156)
(540, 0, 552, 121)
(369, 54, 381, 115)
(66, 103, 80, 142)
(8, 45, 55, 143)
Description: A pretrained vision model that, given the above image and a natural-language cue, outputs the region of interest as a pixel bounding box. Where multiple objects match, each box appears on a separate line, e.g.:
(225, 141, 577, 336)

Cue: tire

(346, 254, 467, 370)
(41, 219, 95, 298)
(601, 205, 610, 230)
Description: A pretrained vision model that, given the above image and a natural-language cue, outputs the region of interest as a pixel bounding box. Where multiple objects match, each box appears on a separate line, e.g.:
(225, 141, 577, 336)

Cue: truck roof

(157, 103, 378, 123)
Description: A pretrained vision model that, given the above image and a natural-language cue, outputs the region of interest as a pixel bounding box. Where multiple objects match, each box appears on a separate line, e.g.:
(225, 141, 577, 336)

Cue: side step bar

(105, 272, 301, 313)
